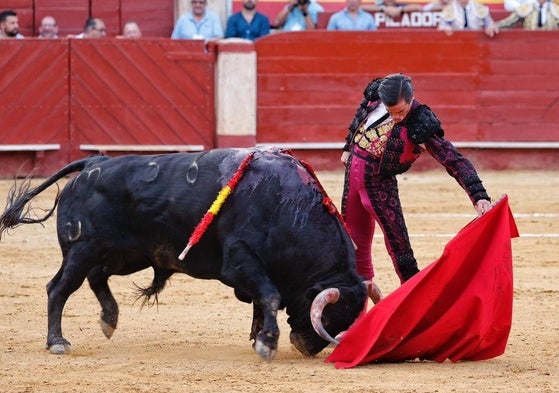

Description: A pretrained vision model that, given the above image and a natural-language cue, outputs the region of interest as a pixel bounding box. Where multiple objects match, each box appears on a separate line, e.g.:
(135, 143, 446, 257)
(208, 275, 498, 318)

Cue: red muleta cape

(326, 195, 519, 368)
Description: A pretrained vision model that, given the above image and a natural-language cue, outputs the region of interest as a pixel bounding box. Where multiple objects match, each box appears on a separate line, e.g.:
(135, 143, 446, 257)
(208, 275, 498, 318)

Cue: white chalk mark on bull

(186, 162, 199, 184)
(86, 167, 101, 181)
(72, 167, 101, 189)
(65, 221, 82, 241)
(70, 174, 80, 190)
(142, 162, 160, 182)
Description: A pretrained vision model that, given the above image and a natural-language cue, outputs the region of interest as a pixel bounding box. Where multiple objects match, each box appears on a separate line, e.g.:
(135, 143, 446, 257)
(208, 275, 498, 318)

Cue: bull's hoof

(252, 330, 279, 360)
(49, 344, 72, 355)
(253, 339, 277, 361)
(46, 338, 72, 355)
(100, 319, 115, 339)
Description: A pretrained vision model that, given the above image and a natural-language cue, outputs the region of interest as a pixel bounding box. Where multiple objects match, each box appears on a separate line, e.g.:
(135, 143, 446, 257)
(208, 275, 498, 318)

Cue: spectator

(68, 17, 106, 38)
(363, 0, 422, 19)
(120, 20, 142, 38)
(273, 0, 324, 31)
(487, 0, 559, 34)
(0, 9, 24, 39)
(327, 0, 377, 30)
(171, 0, 223, 40)
(225, 0, 270, 40)
(423, 0, 450, 12)
(438, 0, 495, 35)
(38, 16, 59, 38)
(503, 0, 532, 12)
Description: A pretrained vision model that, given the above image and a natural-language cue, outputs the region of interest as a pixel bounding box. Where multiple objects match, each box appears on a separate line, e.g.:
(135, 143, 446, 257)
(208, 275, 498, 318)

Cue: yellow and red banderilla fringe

(178, 152, 255, 260)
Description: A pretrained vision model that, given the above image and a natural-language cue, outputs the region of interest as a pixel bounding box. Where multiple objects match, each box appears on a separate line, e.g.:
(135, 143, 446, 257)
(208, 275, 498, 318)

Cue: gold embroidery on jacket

(354, 121, 395, 157)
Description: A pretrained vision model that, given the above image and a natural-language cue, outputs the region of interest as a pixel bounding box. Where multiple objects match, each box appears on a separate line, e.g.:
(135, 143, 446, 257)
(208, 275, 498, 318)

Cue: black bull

(0, 148, 366, 360)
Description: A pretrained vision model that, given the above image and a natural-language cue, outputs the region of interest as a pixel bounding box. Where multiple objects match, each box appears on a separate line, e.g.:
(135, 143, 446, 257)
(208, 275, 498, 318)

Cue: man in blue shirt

(171, 0, 223, 40)
(225, 0, 270, 41)
(274, 0, 325, 31)
(327, 0, 378, 30)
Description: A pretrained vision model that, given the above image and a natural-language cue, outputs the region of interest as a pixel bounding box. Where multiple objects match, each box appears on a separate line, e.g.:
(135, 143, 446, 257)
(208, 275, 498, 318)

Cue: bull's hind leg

(46, 254, 91, 354)
(223, 240, 281, 361)
(87, 266, 119, 339)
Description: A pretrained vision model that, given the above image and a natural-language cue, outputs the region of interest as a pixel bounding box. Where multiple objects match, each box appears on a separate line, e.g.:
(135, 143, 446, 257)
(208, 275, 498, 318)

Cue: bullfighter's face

(385, 97, 413, 123)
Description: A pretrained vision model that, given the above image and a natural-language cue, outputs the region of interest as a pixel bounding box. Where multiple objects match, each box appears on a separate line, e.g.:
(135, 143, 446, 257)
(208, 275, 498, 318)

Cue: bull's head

(289, 283, 367, 356)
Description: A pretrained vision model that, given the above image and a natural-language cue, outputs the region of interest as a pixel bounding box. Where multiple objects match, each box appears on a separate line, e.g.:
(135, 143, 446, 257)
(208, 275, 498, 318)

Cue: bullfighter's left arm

(424, 135, 490, 204)
(408, 105, 490, 204)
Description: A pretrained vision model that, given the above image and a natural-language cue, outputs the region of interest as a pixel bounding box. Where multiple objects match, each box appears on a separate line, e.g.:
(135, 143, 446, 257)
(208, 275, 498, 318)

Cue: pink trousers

(343, 150, 419, 283)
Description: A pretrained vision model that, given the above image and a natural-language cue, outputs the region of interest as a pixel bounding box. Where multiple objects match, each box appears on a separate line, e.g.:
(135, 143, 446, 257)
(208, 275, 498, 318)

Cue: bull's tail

(0, 156, 107, 239)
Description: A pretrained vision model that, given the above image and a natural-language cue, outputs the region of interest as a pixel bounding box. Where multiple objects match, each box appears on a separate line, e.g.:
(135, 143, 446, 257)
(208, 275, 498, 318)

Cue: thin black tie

(463, 7, 469, 28)
(538, 4, 543, 27)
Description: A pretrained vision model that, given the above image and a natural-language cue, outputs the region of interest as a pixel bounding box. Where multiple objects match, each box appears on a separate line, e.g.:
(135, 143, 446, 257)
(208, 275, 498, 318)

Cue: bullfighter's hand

(475, 199, 492, 216)
(341, 151, 351, 166)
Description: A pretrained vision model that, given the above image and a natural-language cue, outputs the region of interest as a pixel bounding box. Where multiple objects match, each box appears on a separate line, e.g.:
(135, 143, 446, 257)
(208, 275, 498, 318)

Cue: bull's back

(55, 149, 352, 279)
(57, 151, 231, 236)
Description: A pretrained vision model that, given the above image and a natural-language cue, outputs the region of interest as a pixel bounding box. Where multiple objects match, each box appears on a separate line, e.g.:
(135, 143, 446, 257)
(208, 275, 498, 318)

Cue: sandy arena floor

(0, 168, 557, 393)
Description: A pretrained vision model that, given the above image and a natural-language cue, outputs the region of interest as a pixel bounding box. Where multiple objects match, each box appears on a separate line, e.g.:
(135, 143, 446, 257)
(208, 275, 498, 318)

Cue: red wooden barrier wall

(0, 39, 216, 177)
(68, 39, 216, 161)
(480, 32, 559, 140)
(255, 30, 559, 170)
(0, 39, 69, 175)
(256, 30, 482, 144)
(0, 32, 558, 177)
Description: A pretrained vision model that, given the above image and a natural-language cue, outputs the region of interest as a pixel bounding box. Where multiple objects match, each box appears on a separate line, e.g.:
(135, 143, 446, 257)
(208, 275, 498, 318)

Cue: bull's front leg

(250, 302, 264, 341)
(252, 295, 281, 360)
(223, 240, 281, 361)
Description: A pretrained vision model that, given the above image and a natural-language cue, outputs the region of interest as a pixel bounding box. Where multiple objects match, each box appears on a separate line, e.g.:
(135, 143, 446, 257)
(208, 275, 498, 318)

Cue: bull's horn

(310, 288, 340, 345)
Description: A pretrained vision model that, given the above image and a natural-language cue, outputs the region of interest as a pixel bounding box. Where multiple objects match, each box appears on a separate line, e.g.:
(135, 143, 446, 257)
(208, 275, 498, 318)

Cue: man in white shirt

(0, 9, 24, 39)
(38, 16, 59, 39)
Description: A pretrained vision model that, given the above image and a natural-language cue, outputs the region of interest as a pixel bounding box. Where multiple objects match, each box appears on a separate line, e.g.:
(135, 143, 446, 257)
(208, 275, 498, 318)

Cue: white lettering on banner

(374, 12, 443, 28)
